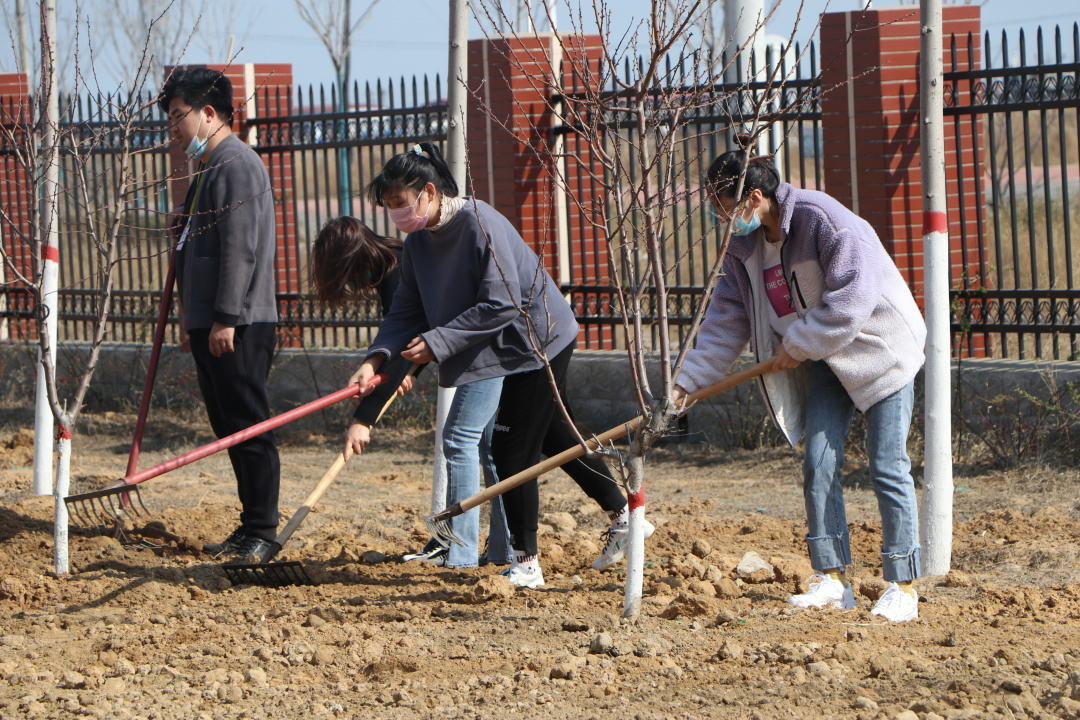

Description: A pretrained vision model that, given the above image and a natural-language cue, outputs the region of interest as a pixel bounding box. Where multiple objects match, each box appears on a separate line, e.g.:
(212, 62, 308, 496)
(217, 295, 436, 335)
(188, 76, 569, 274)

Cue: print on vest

(764, 264, 795, 318)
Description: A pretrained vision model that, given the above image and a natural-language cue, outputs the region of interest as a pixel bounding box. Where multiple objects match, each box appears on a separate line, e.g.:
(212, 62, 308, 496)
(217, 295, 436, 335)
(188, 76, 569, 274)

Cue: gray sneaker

(203, 527, 246, 556)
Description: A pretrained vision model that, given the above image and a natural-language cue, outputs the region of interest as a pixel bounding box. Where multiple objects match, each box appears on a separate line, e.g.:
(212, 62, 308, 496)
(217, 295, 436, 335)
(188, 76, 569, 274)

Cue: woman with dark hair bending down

(674, 150, 926, 622)
(309, 217, 421, 444)
(347, 143, 643, 586)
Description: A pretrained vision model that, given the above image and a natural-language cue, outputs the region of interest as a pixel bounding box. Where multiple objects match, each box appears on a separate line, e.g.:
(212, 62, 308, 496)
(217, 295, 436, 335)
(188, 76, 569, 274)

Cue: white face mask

(185, 114, 210, 159)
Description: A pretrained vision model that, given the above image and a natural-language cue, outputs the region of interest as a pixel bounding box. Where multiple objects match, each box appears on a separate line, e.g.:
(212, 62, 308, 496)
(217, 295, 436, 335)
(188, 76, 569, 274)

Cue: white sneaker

(871, 582, 919, 622)
(788, 574, 857, 609)
(501, 562, 545, 589)
(591, 518, 656, 570)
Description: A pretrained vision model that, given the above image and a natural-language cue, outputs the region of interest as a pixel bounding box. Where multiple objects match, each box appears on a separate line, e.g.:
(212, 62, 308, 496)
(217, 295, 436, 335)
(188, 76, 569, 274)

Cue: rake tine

(424, 512, 465, 547)
(223, 560, 312, 587)
(66, 498, 96, 528)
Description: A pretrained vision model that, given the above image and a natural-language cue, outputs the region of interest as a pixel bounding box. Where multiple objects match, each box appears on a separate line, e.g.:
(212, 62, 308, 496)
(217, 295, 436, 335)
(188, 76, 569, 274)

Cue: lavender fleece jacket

(366, 198, 578, 388)
(678, 183, 926, 441)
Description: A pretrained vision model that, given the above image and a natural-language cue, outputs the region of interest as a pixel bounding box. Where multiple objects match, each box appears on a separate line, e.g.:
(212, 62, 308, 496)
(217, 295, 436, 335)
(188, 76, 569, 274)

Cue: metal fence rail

(250, 77, 448, 349)
(945, 23, 1080, 359)
(3, 25, 1080, 362)
(559, 44, 823, 349)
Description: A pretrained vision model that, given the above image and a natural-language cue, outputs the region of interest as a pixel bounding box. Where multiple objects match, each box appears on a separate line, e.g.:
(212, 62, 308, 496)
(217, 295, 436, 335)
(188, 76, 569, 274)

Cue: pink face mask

(388, 194, 430, 234)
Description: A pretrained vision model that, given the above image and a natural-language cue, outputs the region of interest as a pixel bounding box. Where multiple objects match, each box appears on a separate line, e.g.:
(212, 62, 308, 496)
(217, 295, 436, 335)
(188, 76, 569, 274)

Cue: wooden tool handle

(453, 358, 773, 516)
(272, 454, 348, 552)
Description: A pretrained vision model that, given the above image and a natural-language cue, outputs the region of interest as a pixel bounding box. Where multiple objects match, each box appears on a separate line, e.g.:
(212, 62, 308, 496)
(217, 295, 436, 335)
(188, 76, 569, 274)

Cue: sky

(1, 1, 1077, 93)
(233, 0, 1080, 91)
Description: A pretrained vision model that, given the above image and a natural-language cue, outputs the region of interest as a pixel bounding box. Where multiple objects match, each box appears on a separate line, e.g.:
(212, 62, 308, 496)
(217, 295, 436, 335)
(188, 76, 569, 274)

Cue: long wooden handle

(272, 453, 348, 552)
(447, 358, 773, 517)
(260, 372, 409, 561)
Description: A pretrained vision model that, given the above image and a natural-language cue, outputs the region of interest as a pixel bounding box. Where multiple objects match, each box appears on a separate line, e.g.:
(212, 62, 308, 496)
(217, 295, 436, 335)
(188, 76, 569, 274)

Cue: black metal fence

(250, 77, 448, 349)
(2, 24, 1079, 361)
(945, 23, 1080, 360)
(558, 44, 823, 349)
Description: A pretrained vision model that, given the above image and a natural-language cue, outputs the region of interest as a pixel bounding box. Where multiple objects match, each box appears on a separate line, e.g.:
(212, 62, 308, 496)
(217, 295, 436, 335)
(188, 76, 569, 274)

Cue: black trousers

(188, 323, 280, 542)
(494, 342, 625, 556)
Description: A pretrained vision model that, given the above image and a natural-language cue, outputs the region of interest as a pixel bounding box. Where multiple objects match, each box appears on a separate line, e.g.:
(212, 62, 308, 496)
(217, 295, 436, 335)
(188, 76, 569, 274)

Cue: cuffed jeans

(442, 376, 503, 569)
(802, 361, 921, 583)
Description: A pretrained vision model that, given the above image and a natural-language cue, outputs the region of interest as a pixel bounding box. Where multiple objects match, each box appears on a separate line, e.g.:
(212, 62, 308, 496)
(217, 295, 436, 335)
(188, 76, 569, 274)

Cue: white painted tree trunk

(32, 0, 60, 496)
(918, 0, 954, 576)
(53, 429, 71, 575)
(622, 455, 647, 619)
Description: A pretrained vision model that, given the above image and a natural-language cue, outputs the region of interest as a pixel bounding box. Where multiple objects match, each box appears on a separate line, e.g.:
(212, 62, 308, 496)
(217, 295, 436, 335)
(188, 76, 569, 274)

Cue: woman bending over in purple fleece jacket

(674, 151, 927, 622)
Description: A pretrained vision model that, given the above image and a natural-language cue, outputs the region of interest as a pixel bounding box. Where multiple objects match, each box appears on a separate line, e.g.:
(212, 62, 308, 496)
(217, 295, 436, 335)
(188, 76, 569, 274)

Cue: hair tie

(412, 144, 423, 157)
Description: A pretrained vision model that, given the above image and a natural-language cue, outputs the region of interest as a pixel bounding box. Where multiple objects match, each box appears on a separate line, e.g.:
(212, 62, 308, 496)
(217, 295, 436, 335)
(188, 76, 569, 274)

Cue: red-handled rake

(424, 359, 774, 545)
(65, 376, 387, 529)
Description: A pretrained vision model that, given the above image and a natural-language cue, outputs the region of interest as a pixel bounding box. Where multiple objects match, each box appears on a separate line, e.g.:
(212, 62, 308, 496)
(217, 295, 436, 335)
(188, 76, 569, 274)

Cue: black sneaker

(229, 535, 274, 563)
(403, 538, 446, 562)
(421, 546, 448, 567)
(203, 527, 246, 555)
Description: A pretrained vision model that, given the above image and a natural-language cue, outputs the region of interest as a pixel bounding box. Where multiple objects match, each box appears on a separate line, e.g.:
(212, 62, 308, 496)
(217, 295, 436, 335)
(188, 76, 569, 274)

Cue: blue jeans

(482, 420, 514, 565)
(442, 376, 503, 568)
(802, 361, 921, 583)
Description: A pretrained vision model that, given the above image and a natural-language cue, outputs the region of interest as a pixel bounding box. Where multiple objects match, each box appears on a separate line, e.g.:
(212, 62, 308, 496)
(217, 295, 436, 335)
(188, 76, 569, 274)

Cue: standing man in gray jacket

(159, 68, 280, 559)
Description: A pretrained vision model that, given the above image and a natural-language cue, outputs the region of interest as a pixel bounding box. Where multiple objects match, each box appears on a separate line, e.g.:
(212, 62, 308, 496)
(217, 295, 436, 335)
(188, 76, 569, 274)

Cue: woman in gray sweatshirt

(348, 143, 625, 587)
(675, 151, 927, 622)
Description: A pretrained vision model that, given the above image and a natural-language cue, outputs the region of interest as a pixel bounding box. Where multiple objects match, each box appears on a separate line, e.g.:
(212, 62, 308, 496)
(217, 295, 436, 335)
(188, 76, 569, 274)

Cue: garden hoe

(424, 359, 774, 545)
(64, 376, 387, 531)
(221, 372, 408, 587)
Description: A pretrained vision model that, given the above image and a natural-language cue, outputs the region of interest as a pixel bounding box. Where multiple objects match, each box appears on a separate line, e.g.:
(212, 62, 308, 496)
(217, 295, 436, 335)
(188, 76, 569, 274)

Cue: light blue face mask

(730, 211, 761, 236)
(185, 119, 209, 159)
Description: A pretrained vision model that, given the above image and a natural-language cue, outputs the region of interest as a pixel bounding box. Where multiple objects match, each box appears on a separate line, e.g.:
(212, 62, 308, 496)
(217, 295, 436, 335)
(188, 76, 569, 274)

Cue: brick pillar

(466, 34, 612, 348)
(0, 73, 32, 339)
(164, 63, 296, 296)
(819, 6, 984, 354)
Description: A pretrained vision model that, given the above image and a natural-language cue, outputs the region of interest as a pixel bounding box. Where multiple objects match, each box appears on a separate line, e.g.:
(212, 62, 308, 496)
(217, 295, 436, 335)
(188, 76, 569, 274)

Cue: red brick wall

(466, 34, 611, 346)
(819, 6, 984, 354)
(0, 73, 33, 338)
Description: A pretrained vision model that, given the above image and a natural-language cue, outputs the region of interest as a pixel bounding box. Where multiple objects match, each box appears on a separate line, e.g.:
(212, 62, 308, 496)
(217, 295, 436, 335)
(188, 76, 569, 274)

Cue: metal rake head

(64, 484, 151, 529)
(423, 512, 465, 548)
(221, 560, 313, 587)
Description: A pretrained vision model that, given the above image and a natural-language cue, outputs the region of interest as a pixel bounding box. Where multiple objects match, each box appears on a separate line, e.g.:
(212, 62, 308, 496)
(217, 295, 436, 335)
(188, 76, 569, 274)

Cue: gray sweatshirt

(176, 134, 278, 330)
(367, 198, 578, 387)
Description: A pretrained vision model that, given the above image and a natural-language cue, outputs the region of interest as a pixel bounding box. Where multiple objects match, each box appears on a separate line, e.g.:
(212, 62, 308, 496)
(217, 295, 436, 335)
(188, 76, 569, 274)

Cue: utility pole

(724, 0, 766, 153)
(918, 0, 953, 576)
(447, 0, 469, 190)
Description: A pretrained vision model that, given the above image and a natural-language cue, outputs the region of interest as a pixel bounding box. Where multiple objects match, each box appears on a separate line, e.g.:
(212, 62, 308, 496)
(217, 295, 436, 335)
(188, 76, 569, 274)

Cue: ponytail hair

(366, 142, 458, 206)
(706, 150, 780, 200)
(310, 216, 402, 306)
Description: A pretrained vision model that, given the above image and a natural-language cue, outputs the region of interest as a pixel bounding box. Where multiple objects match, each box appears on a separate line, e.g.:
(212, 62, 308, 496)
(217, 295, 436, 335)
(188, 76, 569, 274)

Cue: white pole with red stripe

(32, 0, 59, 496)
(918, 0, 953, 576)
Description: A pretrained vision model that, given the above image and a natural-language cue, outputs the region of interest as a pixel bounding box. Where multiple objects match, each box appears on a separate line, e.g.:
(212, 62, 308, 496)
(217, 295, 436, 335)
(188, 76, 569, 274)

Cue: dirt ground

(1, 408, 1079, 720)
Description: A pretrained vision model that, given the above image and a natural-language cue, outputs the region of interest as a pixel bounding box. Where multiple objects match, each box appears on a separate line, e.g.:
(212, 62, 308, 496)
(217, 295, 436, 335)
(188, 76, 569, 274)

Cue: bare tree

(293, 0, 382, 99)
(293, 0, 382, 216)
(88, 0, 254, 90)
(0, 3, 200, 570)
(462, 0, 818, 617)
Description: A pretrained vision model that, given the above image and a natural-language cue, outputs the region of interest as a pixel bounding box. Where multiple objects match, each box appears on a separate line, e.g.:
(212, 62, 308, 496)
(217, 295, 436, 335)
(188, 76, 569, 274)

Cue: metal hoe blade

(64, 485, 151, 529)
(221, 560, 312, 587)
